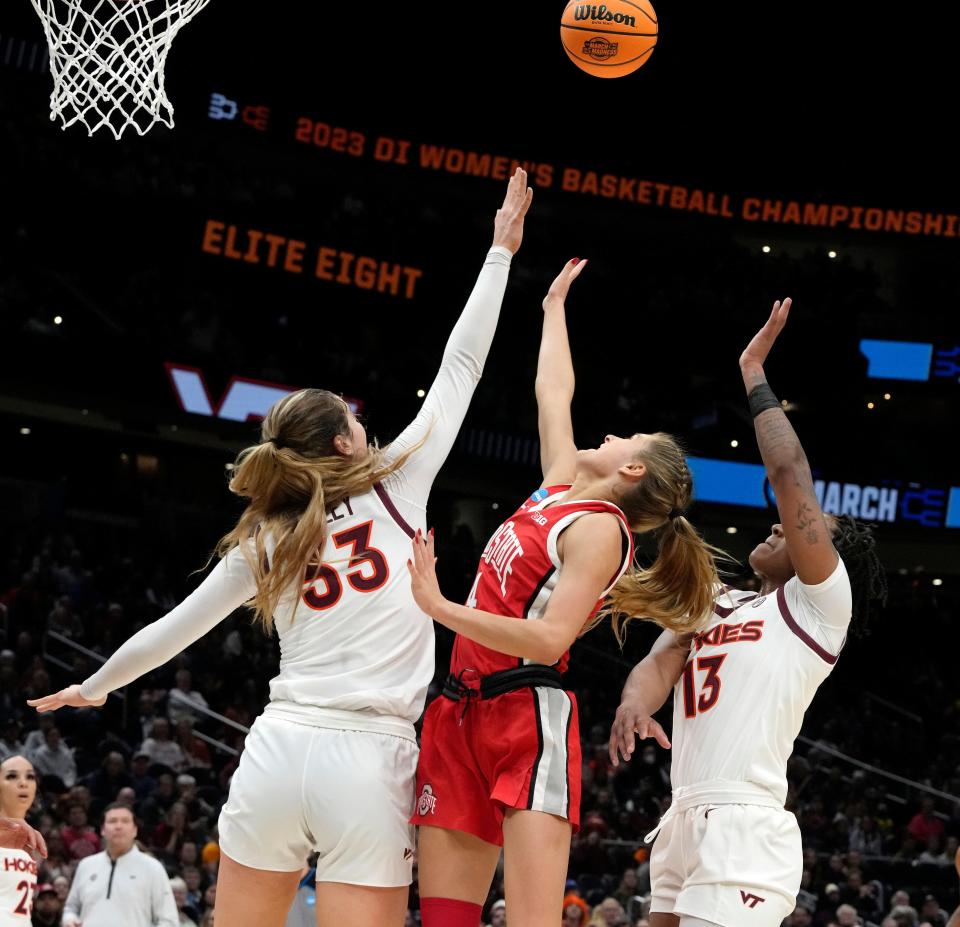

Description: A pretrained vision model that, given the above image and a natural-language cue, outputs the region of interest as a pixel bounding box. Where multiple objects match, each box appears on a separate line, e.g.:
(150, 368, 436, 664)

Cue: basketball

(560, 1, 658, 78)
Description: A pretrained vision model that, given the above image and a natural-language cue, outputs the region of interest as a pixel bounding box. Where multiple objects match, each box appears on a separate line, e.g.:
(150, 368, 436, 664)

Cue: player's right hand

(27, 684, 106, 713)
(491, 168, 534, 254)
(608, 701, 671, 766)
(543, 257, 588, 310)
(0, 817, 48, 858)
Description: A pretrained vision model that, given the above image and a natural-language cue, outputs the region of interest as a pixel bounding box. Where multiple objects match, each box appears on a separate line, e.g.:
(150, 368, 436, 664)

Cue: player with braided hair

(608, 298, 886, 927)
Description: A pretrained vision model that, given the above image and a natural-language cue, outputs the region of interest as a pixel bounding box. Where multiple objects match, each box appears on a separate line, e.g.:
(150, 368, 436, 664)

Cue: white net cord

(29, 0, 214, 139)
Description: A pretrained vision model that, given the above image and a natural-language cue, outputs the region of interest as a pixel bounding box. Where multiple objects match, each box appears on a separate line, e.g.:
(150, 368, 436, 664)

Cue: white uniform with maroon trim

(77, 247, 515, 885)
(649, 558, 851, 927)
(0, 850, 36, 924)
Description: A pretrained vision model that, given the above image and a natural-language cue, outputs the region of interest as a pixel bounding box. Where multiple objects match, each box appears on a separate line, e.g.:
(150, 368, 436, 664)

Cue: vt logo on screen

(165, 363, 361, 422)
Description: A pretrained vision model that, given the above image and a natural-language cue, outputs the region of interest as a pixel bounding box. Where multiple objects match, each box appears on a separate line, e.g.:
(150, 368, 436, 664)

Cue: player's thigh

(649, 915, 681, 927)
(417, 824, 502, 904)
(501, 808, 572, 927)
(314, 883, 408, 927)
(214, 852, 302, 927)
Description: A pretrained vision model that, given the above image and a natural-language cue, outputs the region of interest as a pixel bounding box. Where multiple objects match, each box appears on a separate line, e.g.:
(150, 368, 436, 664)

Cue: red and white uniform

(413, 485, 633, 845)
(0, 850, 36, 924)
(649, 559, 852, 927)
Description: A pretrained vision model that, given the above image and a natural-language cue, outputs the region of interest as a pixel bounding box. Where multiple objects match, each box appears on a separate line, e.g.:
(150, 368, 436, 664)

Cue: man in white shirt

(62, 803, 178, 927)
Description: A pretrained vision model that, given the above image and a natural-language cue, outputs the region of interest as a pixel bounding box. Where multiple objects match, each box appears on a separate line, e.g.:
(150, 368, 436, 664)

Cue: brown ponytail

(214, 389, 418, 633)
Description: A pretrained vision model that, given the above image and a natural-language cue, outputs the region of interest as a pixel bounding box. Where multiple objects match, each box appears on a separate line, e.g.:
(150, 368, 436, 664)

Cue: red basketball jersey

(451, 485, 634, 676)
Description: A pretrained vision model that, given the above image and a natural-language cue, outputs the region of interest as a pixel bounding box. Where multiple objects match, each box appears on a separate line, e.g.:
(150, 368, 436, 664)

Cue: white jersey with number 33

(669, 559, 852, 804)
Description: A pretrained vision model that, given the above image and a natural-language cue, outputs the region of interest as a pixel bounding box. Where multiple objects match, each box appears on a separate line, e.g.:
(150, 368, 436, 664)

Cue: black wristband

(748, 382, 781, 418)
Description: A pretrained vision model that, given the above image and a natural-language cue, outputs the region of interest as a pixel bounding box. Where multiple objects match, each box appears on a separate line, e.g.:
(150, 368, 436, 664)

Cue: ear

(332, 433, 352, 456)
(618, 460, 646, 483)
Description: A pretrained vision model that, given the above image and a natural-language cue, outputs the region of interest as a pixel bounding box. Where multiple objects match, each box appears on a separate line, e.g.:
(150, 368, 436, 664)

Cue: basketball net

(29, 0, 214, 138)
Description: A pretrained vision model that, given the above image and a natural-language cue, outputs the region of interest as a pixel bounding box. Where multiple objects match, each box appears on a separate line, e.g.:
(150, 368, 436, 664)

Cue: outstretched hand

(491, 168, 534, 255)
(27, 684, 106, 714)
(407, 529, 446, 619)
(739, 297, 791, 373)
(543, 257, 588, 310)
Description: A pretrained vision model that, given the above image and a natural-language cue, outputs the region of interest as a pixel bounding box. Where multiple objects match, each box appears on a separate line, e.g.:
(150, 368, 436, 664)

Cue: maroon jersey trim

(373, 483, 415, 538)
(776, 584, 839, 665)
(714, 591, 759, 619)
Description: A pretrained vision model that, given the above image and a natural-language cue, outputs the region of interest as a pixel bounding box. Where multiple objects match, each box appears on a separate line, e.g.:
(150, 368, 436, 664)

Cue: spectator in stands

(489, 898, 506, 926)
(131, 750, 158, 800)
(0, 720, 26, 763)
(835, 904, 862, 926)
(888, 905, 920, 927)
(60, 803, 100, 859)
(167, 671, 209, 726)
(563, 894, 590, 927)
(920, 895, 949, 927)
(31, 882, 63, 927)
(849, 815, 884, 855)
(23, 715, 54, 756)
(151, 801, 197, 862)
(612, 867, 638, 912)
(30, 726, 76, 787)
(169, 875, 201, 927)
(790, 904, 814, 926)
(175, 720, 211, 773)
(140, 719, 186, 772)
(87, 751, 131, 800)
(908, 800, 944, 846)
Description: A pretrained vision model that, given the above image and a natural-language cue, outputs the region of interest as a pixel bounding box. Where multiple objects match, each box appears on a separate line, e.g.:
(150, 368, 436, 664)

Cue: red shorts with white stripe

(411, 686, 581, 846)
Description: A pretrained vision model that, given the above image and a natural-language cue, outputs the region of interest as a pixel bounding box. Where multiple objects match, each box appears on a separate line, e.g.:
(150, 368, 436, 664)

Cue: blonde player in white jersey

(27, 170, 534, 927)
(0, 757, 40, 924)
(608, 298, 886, 927)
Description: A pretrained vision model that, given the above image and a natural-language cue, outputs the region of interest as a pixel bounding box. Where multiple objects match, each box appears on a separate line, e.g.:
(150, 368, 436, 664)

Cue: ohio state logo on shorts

(417, 784, 437, 816)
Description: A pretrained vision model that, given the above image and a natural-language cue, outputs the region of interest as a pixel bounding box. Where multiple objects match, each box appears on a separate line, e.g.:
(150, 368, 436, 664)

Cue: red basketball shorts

(411, 686, 581, 846)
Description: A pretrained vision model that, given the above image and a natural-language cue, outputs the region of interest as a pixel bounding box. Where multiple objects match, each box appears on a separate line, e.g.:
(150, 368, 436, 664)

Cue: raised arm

(536, 259, 588, 487)
(27, 548, 257, 712)
(384, 169, 533, 503)
(740, 298, 838, 585)
(608, 630, 690, 764)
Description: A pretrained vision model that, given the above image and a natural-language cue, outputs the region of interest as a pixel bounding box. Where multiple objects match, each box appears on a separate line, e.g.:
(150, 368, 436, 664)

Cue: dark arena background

(2, 3, 960, 926)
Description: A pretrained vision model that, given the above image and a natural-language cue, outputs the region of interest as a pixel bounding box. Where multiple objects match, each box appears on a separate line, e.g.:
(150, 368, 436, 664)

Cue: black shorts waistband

(442, 665, 564, 702)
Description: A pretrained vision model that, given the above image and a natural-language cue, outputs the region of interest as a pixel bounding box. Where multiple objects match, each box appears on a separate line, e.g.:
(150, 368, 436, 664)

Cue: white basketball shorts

(218, 714, 418, 886)
(650, 802, 801, 927)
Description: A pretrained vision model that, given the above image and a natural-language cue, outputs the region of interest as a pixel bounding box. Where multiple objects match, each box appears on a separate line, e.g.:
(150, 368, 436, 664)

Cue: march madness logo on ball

(583, 36, 618, 59)
(417, 784, 437, 816)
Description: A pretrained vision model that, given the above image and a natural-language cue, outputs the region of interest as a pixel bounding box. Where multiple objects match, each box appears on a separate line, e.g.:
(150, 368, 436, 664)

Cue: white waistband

(262, 701, 417, 743)
(644, 780, 783, 844)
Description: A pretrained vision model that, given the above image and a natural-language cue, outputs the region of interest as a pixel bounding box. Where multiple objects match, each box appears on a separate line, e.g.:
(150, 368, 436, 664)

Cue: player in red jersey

(407, 259, 723, 927)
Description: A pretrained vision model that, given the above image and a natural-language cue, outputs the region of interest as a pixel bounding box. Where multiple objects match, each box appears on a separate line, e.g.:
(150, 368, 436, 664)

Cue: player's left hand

(739, 297, 791, 373)
(407, 529, 445, 618)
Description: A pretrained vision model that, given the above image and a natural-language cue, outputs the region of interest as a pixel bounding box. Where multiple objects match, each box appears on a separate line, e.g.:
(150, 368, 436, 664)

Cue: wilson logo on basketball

(582, 36, 618, 60)
(573, 4, 637, 27)
(417, 784, 438, 816)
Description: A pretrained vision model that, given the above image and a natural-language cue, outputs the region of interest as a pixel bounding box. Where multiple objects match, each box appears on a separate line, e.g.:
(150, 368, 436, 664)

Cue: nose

(772, 524, 784, 537)
(604, 435, 615, 443)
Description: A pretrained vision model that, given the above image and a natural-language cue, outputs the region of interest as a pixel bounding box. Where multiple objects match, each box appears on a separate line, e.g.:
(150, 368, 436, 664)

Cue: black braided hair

(831, 514, 887, 636)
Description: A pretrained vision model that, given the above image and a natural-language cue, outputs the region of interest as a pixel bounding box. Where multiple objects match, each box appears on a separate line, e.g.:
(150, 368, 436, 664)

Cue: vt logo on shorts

(417, 784, 438, 816)
(740, 891, 766, 908)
